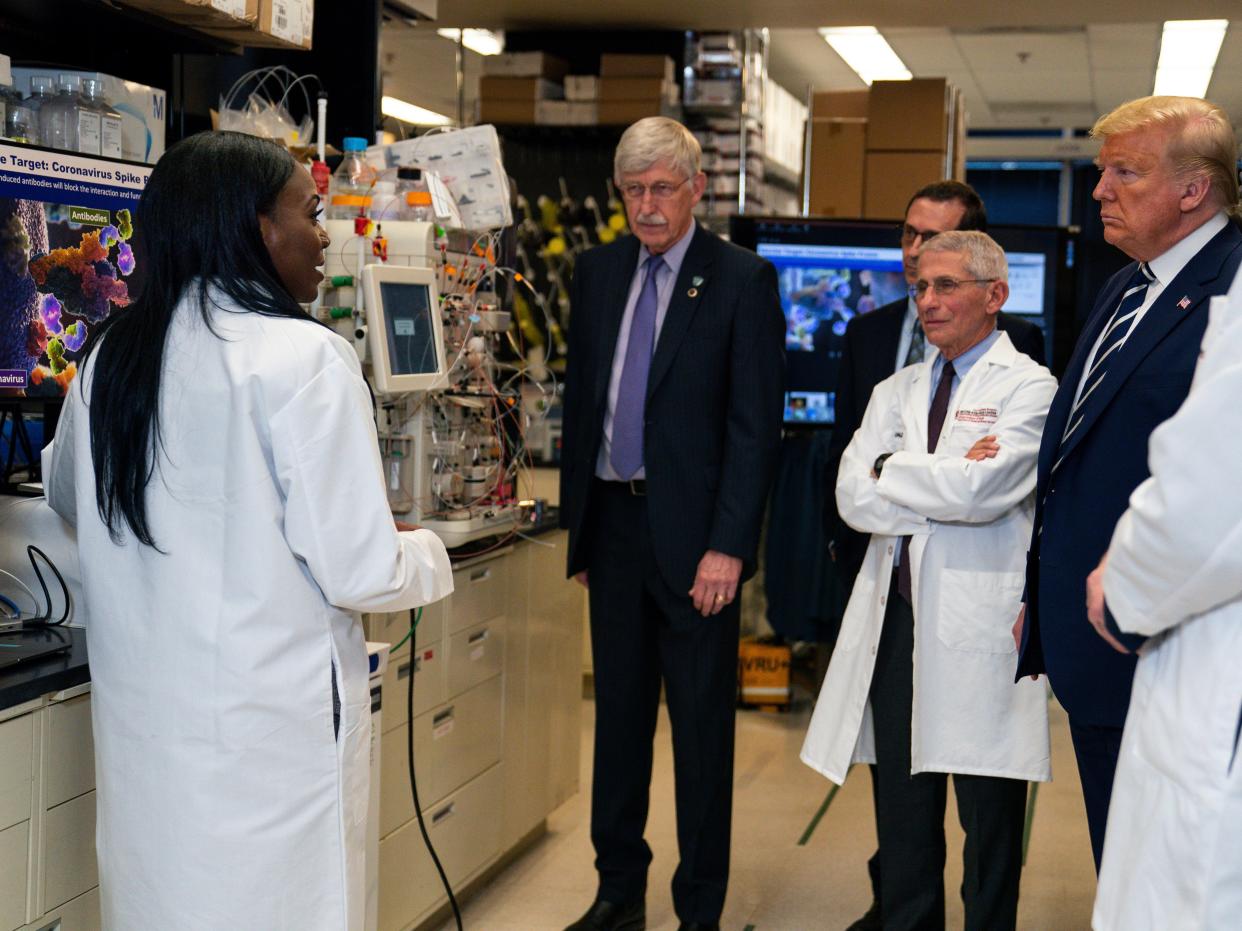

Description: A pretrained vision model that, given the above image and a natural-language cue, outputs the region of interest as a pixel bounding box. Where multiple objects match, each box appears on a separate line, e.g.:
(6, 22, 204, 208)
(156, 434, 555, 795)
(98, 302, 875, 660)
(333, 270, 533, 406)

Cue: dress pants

(585, 480, 740, 924)
(870, 575, 1027, 931)
(1066, 721, 1125, 872)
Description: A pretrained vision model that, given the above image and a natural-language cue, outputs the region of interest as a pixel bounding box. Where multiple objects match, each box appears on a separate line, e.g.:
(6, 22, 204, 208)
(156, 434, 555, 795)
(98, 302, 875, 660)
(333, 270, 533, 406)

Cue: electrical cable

(24, 546, 71, 626)
(0, 569, 39, 619)
(402, 606, 464, 931)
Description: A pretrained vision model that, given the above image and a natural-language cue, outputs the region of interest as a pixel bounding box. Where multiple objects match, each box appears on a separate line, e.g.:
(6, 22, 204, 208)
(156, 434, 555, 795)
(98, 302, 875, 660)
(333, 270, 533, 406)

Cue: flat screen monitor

(729, 216, 1076, 425)
(361, 264, 448, 394)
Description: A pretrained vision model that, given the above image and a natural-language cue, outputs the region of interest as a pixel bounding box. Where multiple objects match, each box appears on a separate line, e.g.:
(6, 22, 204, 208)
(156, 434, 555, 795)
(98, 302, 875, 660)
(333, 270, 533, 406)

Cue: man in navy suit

(824, 181, 1045, 931)
(559, 117, 784, 931)
(1015, 95, 1242, 870)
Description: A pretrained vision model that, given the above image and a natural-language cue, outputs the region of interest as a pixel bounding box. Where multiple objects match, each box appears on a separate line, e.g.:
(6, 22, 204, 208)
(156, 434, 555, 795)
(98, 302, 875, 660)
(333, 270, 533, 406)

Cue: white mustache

(636, 213, 668, 226)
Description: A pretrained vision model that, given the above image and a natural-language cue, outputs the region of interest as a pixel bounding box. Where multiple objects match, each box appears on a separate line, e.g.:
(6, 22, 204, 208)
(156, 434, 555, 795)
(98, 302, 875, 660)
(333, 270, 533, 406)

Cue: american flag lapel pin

(1177, 296, 1191, 310)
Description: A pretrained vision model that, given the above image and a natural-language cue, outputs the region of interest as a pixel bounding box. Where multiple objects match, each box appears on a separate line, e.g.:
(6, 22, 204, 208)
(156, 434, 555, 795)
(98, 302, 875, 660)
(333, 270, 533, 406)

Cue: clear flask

(326, 136, 378, 220)
(396, 167, 434, 222)
(76, 79, 104, 156)
(84, 80, 124, 159)
(5, 103, 36, 143)
(40, 74, 86, 153)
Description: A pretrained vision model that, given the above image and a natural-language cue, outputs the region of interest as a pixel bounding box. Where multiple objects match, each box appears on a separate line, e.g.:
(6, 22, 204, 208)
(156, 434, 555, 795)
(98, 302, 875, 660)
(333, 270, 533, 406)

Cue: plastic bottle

(83, 80, 124, 159)
(327, 137, 378, 220)
(5, 104, 36, 144)
(76, 78, 104, 155)
(396, 167, 434, 222)
(40, 74, 86, 153)
(24, 76, 56, 120)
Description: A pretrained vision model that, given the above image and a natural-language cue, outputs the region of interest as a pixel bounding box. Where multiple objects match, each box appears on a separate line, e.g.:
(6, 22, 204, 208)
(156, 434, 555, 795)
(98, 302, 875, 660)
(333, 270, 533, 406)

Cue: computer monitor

(361, 264, 448, 394)
(730, 216, 1077, 425)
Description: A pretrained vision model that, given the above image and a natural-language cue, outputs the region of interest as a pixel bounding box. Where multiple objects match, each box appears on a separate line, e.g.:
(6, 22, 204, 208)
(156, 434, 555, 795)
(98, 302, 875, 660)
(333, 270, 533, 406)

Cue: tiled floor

(437, 691, 1096, 930)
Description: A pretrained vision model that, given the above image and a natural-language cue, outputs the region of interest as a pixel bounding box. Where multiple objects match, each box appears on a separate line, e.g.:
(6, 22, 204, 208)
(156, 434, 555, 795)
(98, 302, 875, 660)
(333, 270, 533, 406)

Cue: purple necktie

(898, 360, 956, 604)
(610, 254, 665, 480)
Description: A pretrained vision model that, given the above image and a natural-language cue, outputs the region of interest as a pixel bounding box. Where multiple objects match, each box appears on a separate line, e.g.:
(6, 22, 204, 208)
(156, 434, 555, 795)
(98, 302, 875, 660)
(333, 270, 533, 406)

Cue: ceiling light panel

(818, 27, 912, 85)
(1153, 19, 1228, 97)
(381, 96, 454, 126)
(436, 28, 504, 56)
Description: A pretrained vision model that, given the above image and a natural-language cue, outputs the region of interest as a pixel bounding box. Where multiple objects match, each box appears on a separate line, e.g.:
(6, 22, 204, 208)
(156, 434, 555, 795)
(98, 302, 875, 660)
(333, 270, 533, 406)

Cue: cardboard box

(478, 99, 538, 125)
(863, 150, 950, 219)
(479, 76, 563, 101)
(811, 90, 869, 120)
(0, 53, 11, 88)
(12, 67, 166, 163)
(866, 78, 950, 152)
(536, 100, 599, 126)
(807, 119, 867, 218)
(597, 99, 672, 125)
(483, 52, 569, 81)
(598, 77, 673, 102)
(117, 0, 257, 27)
(196, 0, 311, 49)
(600, 54, 675, 82)
(564, 76, 598, 101)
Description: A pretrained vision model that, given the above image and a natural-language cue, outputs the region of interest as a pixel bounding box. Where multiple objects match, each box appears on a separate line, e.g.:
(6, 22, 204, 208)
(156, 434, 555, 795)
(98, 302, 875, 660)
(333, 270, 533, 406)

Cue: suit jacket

(825, 297, 1046, 587)
(559, 225, 785, 596)
(1016, 221, 1242, 726)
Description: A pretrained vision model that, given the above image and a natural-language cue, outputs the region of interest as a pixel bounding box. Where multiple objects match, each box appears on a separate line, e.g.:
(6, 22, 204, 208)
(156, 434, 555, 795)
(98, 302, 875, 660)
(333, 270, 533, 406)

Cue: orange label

(404, 191, 433, 206)
(331, 194, 373, 207)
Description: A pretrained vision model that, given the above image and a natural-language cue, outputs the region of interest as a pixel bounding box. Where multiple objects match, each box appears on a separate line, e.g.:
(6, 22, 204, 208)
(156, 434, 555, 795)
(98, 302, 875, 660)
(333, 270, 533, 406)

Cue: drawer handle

(397, 662, 413, 680)
(433, 707, 455, 727)
(470, 567, 492, 583)
(467, 629, 490, 645)
(432, 802, 456, 825)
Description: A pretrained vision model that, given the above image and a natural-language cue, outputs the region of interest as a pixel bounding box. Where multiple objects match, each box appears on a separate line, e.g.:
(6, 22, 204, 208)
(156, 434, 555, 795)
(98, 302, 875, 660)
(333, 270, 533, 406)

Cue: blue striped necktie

(1059, 262, 1155, 454)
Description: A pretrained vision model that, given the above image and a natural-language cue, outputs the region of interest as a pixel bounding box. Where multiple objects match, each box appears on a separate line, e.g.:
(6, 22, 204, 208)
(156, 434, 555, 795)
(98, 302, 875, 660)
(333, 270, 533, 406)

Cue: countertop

(0, 625, 89, 712)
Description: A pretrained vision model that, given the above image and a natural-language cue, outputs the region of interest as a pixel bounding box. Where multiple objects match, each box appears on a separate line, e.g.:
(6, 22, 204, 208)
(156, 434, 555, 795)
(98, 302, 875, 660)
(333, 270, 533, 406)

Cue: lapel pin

(692, 275, 704, 287)
(1177, 296, 1191, 310)
(687, 287, 699, 298)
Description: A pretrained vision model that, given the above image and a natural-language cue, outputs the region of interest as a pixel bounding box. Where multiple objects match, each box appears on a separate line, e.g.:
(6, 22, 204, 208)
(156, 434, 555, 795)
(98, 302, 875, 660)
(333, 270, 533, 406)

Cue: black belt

(597, 477, 647, 496)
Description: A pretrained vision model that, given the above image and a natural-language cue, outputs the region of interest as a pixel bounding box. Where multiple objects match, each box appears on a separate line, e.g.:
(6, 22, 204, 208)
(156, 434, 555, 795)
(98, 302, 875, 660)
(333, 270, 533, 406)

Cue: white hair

(919, 230, 1008, 283)
(614, 117, 701, 183)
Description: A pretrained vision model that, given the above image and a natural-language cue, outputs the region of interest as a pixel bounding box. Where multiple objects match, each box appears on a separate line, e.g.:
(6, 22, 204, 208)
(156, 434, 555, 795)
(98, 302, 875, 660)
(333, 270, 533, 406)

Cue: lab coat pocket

(936, 568, 1024, 654)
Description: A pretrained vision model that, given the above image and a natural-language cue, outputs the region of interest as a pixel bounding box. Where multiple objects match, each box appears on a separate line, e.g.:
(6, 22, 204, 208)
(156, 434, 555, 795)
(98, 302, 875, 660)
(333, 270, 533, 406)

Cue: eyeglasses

(897, 224, 943, 246)
(909, 277, 998, 299)
(619, 177, 690, 201)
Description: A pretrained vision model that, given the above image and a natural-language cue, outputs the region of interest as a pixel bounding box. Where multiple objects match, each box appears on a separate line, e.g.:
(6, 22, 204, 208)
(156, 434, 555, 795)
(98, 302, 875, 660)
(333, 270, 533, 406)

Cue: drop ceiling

(385, 4, 1242, 134)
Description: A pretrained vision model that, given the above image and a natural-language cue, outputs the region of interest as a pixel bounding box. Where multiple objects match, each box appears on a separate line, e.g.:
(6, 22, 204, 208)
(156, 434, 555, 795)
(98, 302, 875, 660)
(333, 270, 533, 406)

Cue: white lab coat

(802, 331, 1055, 784)
(1093, 273, 1242, 931)
(43, 287, 454, 931)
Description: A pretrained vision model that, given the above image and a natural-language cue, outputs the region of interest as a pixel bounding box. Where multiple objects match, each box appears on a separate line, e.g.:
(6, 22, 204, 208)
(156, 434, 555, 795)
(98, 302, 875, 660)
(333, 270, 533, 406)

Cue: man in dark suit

(559, 117, 784, 931)
(824, 181, 1045, 931)
(1015, 95, 1242, 871)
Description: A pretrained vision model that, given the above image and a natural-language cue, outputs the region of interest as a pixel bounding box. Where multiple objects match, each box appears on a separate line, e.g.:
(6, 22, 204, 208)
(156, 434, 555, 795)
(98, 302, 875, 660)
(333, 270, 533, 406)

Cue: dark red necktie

(898, 360, 956, 603)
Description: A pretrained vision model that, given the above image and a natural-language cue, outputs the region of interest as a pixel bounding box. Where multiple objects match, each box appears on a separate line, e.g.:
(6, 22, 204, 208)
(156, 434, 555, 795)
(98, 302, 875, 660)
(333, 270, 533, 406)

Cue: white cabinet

(0, 688, 99, 931)
(363, 531, 585, 931)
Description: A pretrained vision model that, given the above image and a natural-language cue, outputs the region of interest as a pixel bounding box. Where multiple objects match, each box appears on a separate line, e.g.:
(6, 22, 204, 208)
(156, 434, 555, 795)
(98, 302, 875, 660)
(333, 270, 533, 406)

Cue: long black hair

(80, 131, 320, 548)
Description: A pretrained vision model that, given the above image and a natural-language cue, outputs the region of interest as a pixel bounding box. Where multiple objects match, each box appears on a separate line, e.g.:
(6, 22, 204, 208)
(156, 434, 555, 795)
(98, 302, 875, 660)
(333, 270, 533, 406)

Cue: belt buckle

(629, 478, 646, 496)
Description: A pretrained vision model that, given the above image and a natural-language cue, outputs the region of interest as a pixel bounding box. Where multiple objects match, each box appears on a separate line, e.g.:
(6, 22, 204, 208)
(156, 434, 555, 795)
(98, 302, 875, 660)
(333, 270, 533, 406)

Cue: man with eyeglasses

(559, 117, 784, 931)
(822, 180, 1044, 931)
(803, 231, 1056, 931)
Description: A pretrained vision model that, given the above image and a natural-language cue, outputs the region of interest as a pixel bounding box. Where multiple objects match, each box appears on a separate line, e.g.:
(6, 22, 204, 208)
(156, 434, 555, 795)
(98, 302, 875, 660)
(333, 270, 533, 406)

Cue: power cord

(3, 546, 72, 627)
(402, 606, 465, 930)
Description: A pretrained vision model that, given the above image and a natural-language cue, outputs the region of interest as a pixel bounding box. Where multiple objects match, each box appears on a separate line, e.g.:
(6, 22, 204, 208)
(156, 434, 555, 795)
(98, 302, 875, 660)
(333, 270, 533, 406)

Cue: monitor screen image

(731, 217, 1076, 425)
(380, 281, 439, 376)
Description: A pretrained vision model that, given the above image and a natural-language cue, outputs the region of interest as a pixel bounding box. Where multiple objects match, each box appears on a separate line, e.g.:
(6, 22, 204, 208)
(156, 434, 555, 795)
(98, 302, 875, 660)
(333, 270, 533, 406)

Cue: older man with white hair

(803, 231, 1057, 931)
(559, 117, 784, 931)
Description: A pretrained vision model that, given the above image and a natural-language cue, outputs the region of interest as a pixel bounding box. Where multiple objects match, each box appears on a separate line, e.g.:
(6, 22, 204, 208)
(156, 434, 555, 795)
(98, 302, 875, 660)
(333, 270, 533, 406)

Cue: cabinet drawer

(446, 618, 504, 700)
(380, 641, 444, 734)
(43, 792, 98, 912)
(448, 557, 509, 635)
(364, 602, 443, 655)
(21, 886, 100, 931)
(379, 675, 502, 837)
(0, 713, 34, 832)
(45, 695, 95, 808)
(377, 764, 503, 931)
(0, 820, 30, 931)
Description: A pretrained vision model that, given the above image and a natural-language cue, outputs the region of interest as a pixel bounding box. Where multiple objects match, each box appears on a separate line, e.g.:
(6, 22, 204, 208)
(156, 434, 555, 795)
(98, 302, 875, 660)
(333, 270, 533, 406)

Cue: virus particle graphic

(41, 293, 64, 334)
(63, 321, 88, 353)
(116, 209, 133, 241)
(100, 225, 120, 248)
(29, 228, 132, 322)
(117, 242, 135, 275)
(0, 199, 43, 378)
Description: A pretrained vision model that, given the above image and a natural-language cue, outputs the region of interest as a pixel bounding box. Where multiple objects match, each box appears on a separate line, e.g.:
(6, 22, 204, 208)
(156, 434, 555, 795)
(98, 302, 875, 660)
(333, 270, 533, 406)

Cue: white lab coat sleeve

(836, 376, 928, 536)
(875, 369, 1055, 523)
(1103, 329, 1242, 638)
(42, 382, 79, 529)
(269, 354, 453, 613)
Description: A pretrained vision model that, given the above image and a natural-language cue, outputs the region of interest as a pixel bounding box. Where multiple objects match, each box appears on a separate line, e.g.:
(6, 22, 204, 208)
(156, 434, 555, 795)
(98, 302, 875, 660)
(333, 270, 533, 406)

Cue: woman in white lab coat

(801, 329, 1055, 786)
(42, 131, 453, 931)
(1088, 272, 1242, 931)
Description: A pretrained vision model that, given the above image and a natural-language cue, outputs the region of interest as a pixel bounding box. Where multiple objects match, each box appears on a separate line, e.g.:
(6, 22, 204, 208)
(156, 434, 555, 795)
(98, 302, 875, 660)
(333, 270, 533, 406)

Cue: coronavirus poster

(0, 143, 149, 397)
